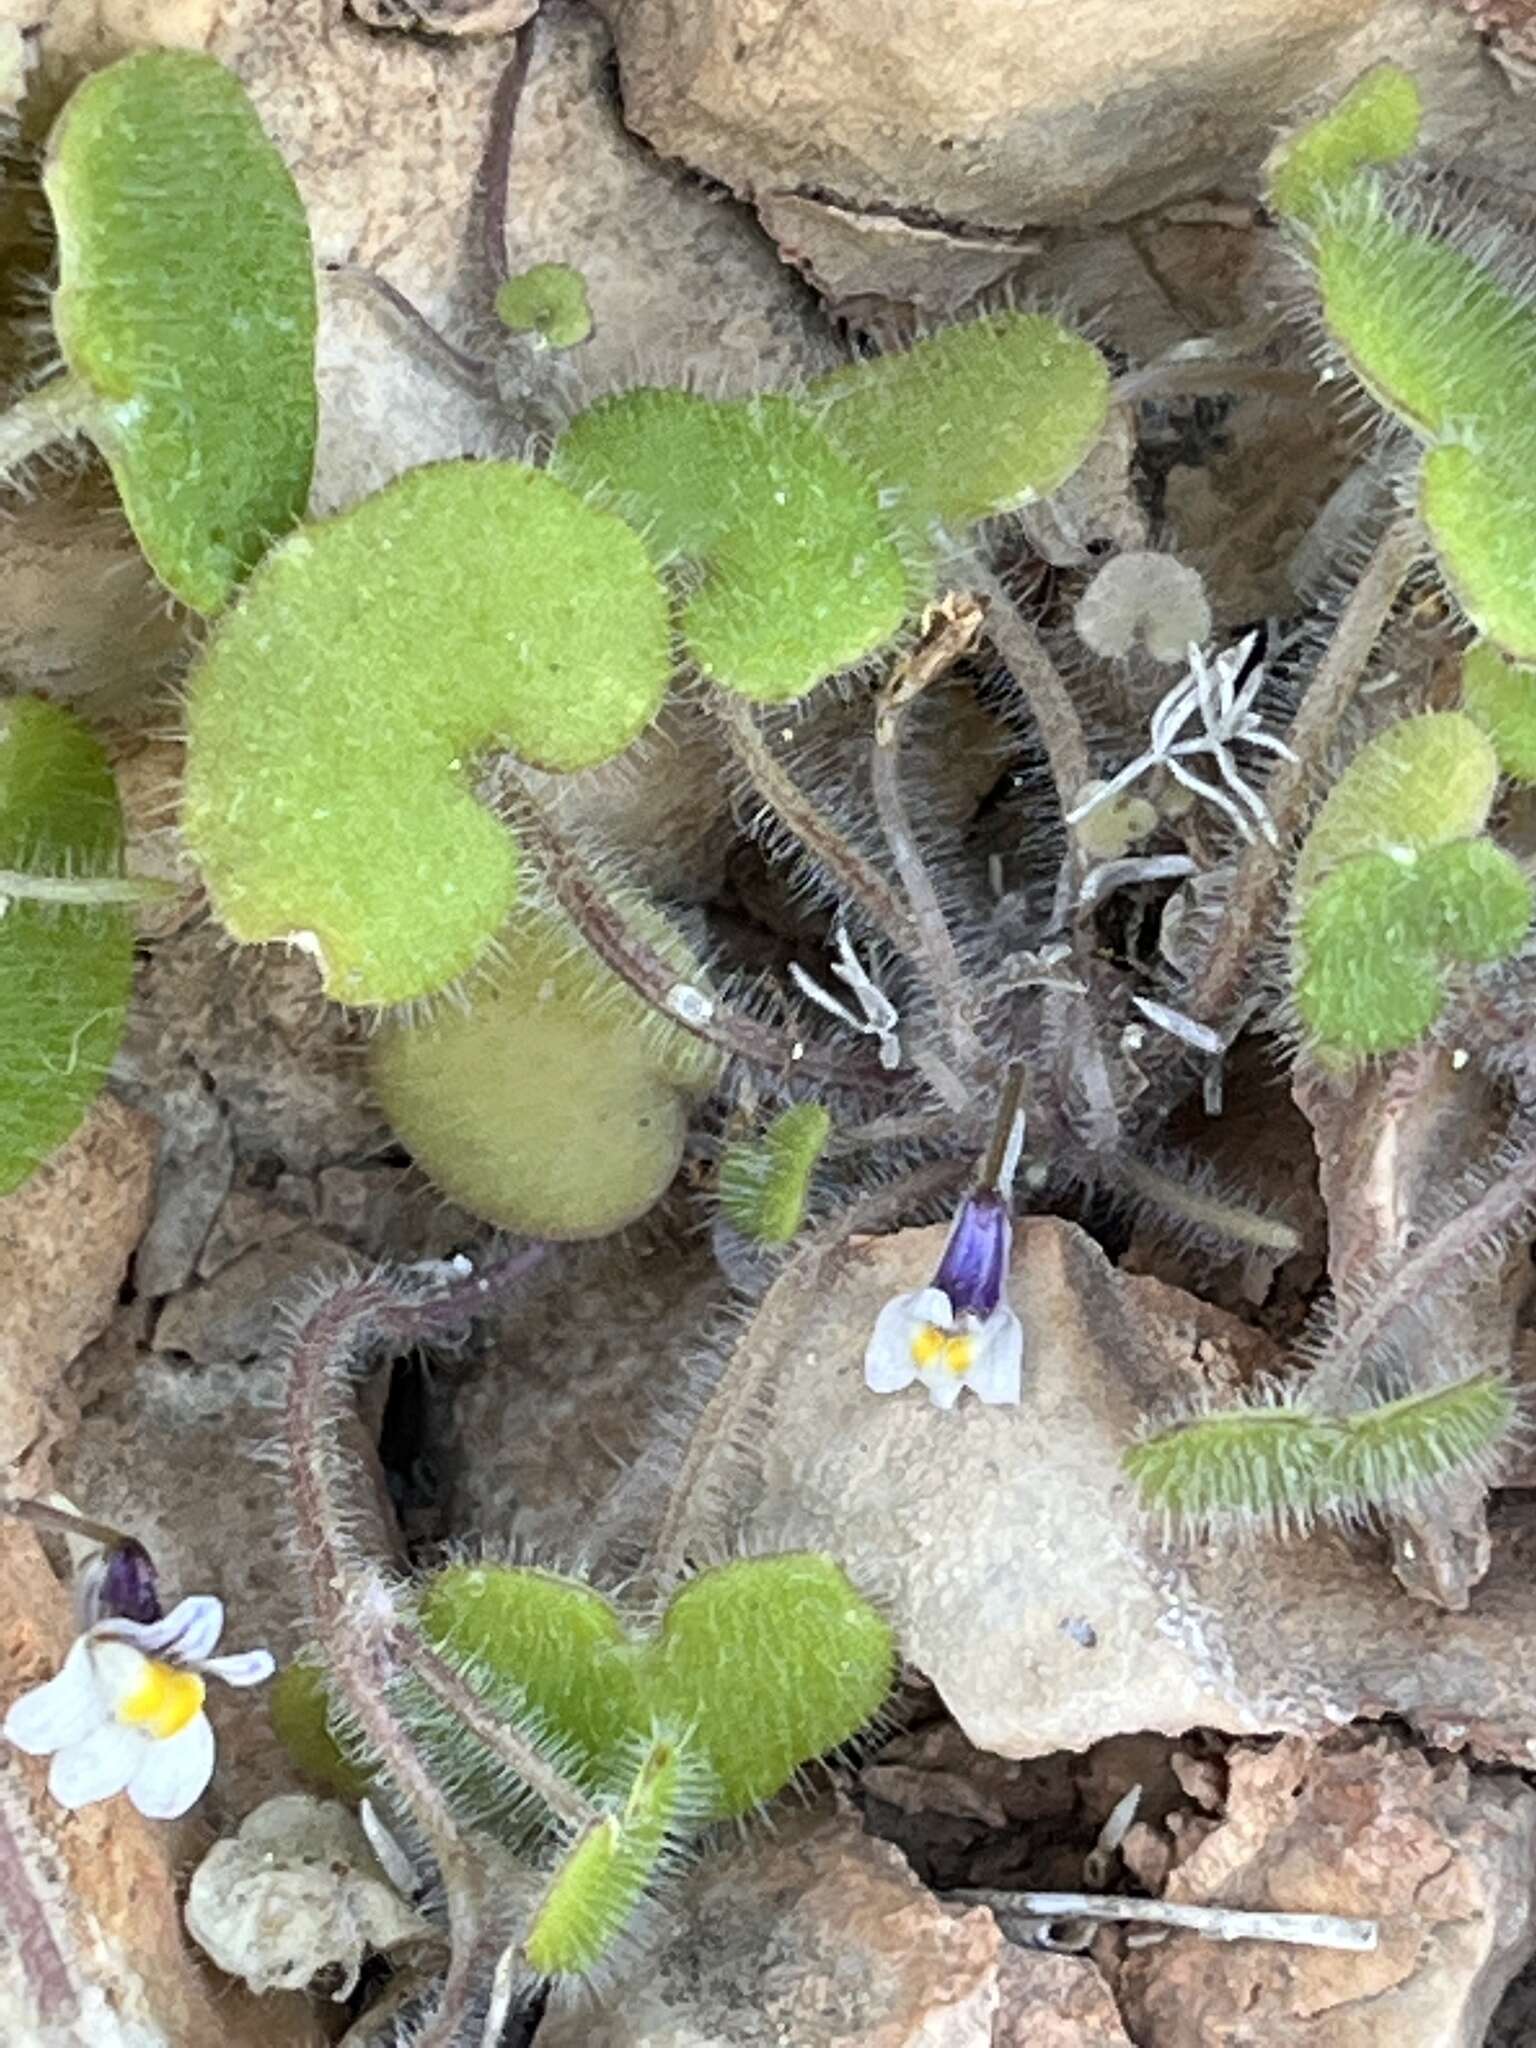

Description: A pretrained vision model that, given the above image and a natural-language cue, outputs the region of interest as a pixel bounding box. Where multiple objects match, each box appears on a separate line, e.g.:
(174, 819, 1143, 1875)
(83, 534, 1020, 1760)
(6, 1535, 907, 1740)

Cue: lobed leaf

(369, 903, 720, 1238)
(181, 462, 673, 1006)
(553, 388, 915, 701)
(418, 1553, 895, 1821)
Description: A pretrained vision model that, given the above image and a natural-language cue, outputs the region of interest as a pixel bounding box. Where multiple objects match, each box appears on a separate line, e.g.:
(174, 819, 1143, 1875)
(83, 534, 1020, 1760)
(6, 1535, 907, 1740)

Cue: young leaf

(1414, 838, 1532, 963)
(808, 310, 1110, 540)
(0, 698, 133, 1195)
(369, 903, 720, 1238)
(522, 1731, 699, 1979)
(1265, 62, 1421, 223)
(719, 1101, 831, 1245)
(181, 462, 673, 1006)
(1126, 1372, 1516, 1541)
(1294, 712, 1498, 893)
(552, 388, 916, 702)
(495, 262, 593, 348)
(1293, 852, 1447, 1057)
(42, 51, 317, 612)
(1289, 713, 1530, 1058)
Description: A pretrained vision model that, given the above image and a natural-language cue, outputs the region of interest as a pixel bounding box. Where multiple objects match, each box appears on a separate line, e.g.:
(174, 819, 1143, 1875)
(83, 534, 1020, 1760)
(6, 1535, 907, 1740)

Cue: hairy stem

(325, 264, 493, 393)
(280, 1254, 574, 2042)
(1114, 1154, 1303, 1254)
(716, 693, 919, 956)
(395, 1630, 600, 1832)
(826, 1107, 974, 1154)
(963, 558, 1092, 820)
(870, 713, 989, 1079)
(1186, 512, 1422, 1030)
(0, 377, 96, 479)
(647, 1156, 969, 1581)
(505, 776, 908, 1097)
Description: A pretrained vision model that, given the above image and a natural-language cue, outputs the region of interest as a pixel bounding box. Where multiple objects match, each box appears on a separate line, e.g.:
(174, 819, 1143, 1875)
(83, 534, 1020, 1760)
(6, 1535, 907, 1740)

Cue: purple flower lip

(98, 1539, 162, 1626)
(933, 1190, 1012, 1319)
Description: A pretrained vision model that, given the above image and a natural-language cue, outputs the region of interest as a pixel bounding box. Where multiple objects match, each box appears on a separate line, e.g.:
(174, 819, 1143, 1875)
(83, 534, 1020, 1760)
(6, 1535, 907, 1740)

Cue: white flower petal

(3, 1639, 105, 1756)
(864, 1289, 945, 1394)
(920, 1366, 966, 1411)
(47, 1720, 146, 1810)
(200, 1649, 275, 1690)
(125, 1713, 215, 1820)
(98, 1594, 224, 1664)
(965, 1309, 1024, 1407)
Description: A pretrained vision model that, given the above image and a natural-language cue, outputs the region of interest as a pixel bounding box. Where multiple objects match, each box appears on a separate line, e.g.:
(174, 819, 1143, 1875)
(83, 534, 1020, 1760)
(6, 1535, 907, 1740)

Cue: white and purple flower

(3, 1541, 274, 1820)
(864, 1187, 1023, 1410)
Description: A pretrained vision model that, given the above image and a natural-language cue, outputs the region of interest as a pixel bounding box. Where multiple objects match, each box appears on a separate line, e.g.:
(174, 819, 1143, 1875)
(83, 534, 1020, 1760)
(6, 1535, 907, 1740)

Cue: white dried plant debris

(1074, 550, 1212, 665)
(185, 1794, 437, 1997)
(1067, 632, 1296, 847)
(789, 925, 903, 1069)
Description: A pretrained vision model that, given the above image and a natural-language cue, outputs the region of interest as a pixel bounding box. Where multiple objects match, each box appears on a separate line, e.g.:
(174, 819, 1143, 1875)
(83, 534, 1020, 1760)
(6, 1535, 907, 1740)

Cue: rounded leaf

(181, 462, 673, 1005)
(1294, 712, 1498, 894)
(1413, 838, 1532, 964)
(0, 698, 132, 1194)
(369, 904, 720, 1238)
(1421, 444, 1536, 664)
(495, 263, 593, 348)
(1293, 851, 1443, 1057)
(1312, 208, 1534, 442)
(44, 51, 317, 612)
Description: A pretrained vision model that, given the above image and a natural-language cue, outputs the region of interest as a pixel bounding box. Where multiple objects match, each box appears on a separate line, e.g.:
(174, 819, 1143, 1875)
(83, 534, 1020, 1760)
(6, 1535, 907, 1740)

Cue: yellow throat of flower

(109, 1648, 206, 1740)
(911, 1322, 976, 1376)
